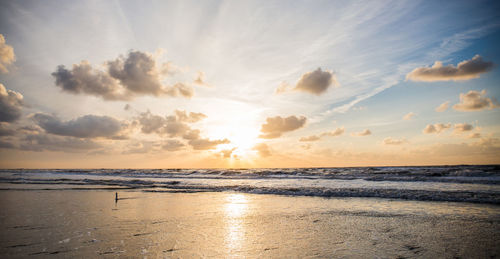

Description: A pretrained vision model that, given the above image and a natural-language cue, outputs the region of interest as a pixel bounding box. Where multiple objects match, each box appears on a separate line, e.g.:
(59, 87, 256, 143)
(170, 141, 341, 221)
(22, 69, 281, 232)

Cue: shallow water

(0, 189, 499, 258)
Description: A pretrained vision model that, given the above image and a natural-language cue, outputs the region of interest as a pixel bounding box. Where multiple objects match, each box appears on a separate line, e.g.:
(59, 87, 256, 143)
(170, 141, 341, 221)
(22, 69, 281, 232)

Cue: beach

(1, 188, 499, 258)
(2, 1, 500, 257)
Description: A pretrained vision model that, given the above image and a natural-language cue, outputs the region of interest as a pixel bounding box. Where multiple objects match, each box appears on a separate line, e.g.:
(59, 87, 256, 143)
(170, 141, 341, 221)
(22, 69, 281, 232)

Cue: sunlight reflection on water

(225, 193, 248, 218)
(224, 193, 249, 255)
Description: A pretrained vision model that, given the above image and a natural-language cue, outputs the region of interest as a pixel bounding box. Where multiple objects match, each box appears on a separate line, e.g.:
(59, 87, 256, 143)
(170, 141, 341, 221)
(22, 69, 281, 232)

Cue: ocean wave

(1, 176, 499, 204)
(1, 165, 499, 184)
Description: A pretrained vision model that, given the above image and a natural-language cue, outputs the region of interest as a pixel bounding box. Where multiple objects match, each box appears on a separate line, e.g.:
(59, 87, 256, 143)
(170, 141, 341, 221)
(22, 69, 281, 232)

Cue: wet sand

(1, 189, 499, 258)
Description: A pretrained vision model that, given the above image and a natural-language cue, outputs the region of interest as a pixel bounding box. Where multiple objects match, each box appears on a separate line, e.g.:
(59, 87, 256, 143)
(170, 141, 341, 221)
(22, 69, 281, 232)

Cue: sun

(201, 100, 264, 160)
(215, 124, 260, 158)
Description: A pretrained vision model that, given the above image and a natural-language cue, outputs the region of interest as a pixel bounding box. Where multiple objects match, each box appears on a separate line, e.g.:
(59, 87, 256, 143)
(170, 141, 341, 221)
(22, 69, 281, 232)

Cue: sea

(1, 165, 499, 204)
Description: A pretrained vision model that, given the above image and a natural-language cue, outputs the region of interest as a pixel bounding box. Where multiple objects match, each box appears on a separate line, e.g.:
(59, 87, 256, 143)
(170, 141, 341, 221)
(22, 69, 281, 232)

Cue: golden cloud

(0, 34, 15, 73)
(406, 55, 494, 82)
(453, 90, 498, 112)
(259, 115, 307, 139)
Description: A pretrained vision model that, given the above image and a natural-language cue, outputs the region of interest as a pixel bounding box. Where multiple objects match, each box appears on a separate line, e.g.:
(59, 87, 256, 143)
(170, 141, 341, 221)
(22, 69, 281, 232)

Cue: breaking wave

(1, 165, 499, 204)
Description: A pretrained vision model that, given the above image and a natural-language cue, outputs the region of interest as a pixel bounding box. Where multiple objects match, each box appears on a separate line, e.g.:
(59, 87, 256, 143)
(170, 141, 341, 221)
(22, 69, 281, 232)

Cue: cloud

(52, 50, 194, 100)
(299, 135, 321, 142)
(383, 137, 407, 145)
(293, 68, 339, 95)
(17, 125, 41, 134)
(123, 141, 160, 154)
(453, 123, 474, 134)
(134, 110, 228, 150)
(162, 139, 185, 151)
(0, 34, 15, 73)
(32, 113, 125, 138)
(136, 111, 168, 134)
(52, 61, 123, 100)
(0, 83, 24, 123)
(452, 90, 498, 112)
(160, 61, 183, 76)
(188, 138, 229, 150)
(322, 127, 345, 137)
(435, 101, 450, 112)
(220, 148, 237, 158)
(421, 137, 500, 157)
(165, 83, 194, 98)
(0, 140, 15, 149)
(174, 110, 207, 123)
(259, 115, 307, 139)
(351, 129, 371, 137)
(300, 127, 345, 142)
(468, 133, 481, 139)
(423, 123, 451, 134)
(475, 137, 500, 153)
(107, 51, 165, 95)
(0, 122, 15, 136)
(19, 134, 102, 152)
(253, 143, 271, 157)
(301, 144, 312, 150)
(275, 81, 290, 94)
(193, 71, 210, 87)
(406, 55, 494, 82)
(164, 116, 193, 137)
(182, 129, 201, 140)
(136, 110, 206, 136)
(403, 112, 415, 120)
(123, 139, 186, 154)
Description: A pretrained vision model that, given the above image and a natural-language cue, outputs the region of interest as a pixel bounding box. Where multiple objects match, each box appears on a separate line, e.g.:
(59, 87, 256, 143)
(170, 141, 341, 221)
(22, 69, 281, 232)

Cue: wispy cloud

(403, 112, 416, 120)
(188, 138, 229, 150)
(435, 101, 450, 112)
(299, 127, 344, 142)
(383, 137, 407, 145)
(316, 23, 499, 120)
(193, 71, 210, 87)
(351, 129, 371, 137)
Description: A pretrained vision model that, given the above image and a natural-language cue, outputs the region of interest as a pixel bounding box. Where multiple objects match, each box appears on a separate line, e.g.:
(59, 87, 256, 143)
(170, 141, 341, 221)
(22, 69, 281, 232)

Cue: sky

(0, 0, 499, 168)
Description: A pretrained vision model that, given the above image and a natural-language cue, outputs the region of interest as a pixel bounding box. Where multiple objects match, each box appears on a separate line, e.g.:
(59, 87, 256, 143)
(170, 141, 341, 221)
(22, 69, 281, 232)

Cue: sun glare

(223, 126, 260, 157)
(203, 101, 263, 160)
(211, 125, 260, 161)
